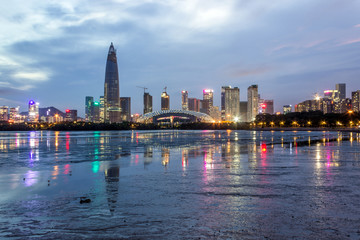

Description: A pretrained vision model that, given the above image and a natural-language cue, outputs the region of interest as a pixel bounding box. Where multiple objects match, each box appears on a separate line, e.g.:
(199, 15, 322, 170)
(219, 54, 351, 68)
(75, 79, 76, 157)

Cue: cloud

(12, 71, 50, 82)
(354, 24, 360, 28)
(338, 38, 360, 46)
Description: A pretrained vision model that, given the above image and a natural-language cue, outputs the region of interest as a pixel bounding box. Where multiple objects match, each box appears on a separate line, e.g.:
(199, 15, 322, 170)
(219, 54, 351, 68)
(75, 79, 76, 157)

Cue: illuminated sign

(66, 109, 70, 113)
(261, 104, 266, 109)
(29, 100, 35, 105)
(203, 89, 213, 93)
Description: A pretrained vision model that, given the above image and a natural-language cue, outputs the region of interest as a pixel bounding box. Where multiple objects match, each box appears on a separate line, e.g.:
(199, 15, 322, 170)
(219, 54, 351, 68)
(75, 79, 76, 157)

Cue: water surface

(1, 130, 360, 239)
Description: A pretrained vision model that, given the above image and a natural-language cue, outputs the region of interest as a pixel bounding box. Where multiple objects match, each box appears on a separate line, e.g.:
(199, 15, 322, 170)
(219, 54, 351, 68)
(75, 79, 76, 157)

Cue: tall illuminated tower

(247, 85, 258, 122)
(104, 42, 121, 123)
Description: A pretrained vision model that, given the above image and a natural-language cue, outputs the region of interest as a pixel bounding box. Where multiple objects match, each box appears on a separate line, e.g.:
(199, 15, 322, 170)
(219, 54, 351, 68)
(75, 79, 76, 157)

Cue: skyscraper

(28, 100, 39, 123)
(161, 89, 170, 110)
(247, 85, 258, 122)
(120, 97, 131, 121)
(85, 96, 93, 121)
(201, 89, 213, 114)
(104, 43, 121, 123)
(181, 91, 188, 111)
(221, 86, 240, 121)
(144, 92, 153, 114)
(352, 90, 360, 112)
(336, 83, 346, 100)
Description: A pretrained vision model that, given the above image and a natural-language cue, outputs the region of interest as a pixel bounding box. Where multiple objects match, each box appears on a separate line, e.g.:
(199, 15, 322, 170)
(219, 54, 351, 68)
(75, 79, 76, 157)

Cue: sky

(0, 0, 360, 117)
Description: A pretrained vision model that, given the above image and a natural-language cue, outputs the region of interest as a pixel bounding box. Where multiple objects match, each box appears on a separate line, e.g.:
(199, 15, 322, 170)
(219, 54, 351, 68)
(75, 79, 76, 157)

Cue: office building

(28, 100, 39, 123)
(283, 105, 292, 114)
(324, 90, 339, 102)
(181, 91, 188, 111)
(247, 85, 258, 122)
(65, 109, 77, 122)
(0, 106, 9, 122)
(120, 97, 131, 121)
(336, 83, 346, 100)
(188, 98, 200, 112)
(259, 99, 274, 115)
(99, 96, 105, 122)
(104, 42, 121, 123)
(352, 90, 360, 112)
(221, 86, 240, 121)
(201, 89, 213, 114)
(144, 92, 153, 114)
(85, 96, 93, 121)
(161, 90, 170, 110)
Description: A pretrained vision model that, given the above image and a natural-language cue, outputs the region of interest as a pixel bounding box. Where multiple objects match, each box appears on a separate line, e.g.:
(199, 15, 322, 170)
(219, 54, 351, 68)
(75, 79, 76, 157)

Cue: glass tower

(104, 43, 121, 123)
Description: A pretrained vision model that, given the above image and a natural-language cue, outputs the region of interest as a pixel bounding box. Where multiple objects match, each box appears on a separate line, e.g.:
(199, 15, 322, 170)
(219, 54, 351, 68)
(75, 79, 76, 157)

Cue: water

(1, 130, 360, 239)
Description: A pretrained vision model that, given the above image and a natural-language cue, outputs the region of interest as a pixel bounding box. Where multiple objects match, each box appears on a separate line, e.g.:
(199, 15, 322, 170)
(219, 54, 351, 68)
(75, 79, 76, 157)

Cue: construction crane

(136, 86, 148, 93)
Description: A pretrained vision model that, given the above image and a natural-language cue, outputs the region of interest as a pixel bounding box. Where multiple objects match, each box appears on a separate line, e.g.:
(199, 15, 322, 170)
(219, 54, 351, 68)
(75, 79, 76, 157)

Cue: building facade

(352, 90, 360, 112)
(144, 92, 153, 114)
(336, 83, 346, 100)
(181, 91, 188, 111)
(104, 43, 121, 123)
(247, 85, 258, 122)
(120, 97, 131, 121)
(188, 98, 200, 112)
(221, 86, 240, 121)
(161, 91, 170, 110)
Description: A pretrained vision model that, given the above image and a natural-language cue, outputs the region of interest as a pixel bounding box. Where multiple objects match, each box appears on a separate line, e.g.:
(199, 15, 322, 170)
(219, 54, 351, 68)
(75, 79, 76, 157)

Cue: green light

(92, 161, 100, 173)
(94, 102, 99, 106)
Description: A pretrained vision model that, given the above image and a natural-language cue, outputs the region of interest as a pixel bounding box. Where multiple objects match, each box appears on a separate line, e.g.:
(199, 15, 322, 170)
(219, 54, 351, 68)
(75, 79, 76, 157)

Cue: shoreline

(252, 127, 360, 133)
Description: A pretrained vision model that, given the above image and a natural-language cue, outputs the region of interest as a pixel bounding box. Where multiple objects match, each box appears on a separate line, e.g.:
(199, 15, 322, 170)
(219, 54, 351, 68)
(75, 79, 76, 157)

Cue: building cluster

(0, 100, 77, 123)
(291, 83, 360, 114)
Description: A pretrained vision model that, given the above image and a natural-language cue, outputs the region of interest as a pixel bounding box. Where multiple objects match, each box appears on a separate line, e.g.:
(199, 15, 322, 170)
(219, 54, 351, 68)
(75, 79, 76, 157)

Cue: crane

(136, 86, 148, 93)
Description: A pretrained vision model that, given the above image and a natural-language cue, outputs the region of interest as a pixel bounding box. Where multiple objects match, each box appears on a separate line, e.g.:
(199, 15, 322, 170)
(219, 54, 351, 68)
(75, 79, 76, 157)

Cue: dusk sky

(1, 0, 360, 117)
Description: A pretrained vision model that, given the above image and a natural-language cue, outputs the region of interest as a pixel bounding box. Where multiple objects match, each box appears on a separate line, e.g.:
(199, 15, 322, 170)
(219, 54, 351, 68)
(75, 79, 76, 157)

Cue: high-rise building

(239, 101, 248, 122)
(0, 106, 9, 122)
(188, 98, 200, 112)
(92, 101, 101, 122)
(161, 90, 170, 110)
(9, 107, 20, 122)
(247, 85, 258, 122)
(65, 109, 77, 122)
(221, 86, 240, 121)
(283, 105, 292, 114)
(324, 90, 339, 102)
(201, 89, 213, 114)
(120, 97, 131, 121)
(259, 99, 274, 115)
(85, 96, 94, 121)
(352, 90, 360, 112)
(104, 42, 121, 123)
(144, 92, 153, 114)
(336, 83, 346, 100)
(181, 91, 188, 111)
(99, 96, 105, 122)
(28, 100, 39, 123)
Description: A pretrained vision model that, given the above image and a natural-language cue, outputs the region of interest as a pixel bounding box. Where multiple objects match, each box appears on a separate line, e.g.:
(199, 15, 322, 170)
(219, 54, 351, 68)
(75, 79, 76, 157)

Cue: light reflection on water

(0, 130, 360, 238)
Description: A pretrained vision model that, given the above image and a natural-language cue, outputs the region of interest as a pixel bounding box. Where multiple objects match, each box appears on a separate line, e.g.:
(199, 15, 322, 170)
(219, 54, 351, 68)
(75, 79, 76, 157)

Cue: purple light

(29, 100, 35, 105)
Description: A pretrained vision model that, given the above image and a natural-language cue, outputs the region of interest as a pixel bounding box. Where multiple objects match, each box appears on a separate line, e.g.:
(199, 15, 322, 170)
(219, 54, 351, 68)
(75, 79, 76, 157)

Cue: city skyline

(0, 1, 360, 117)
